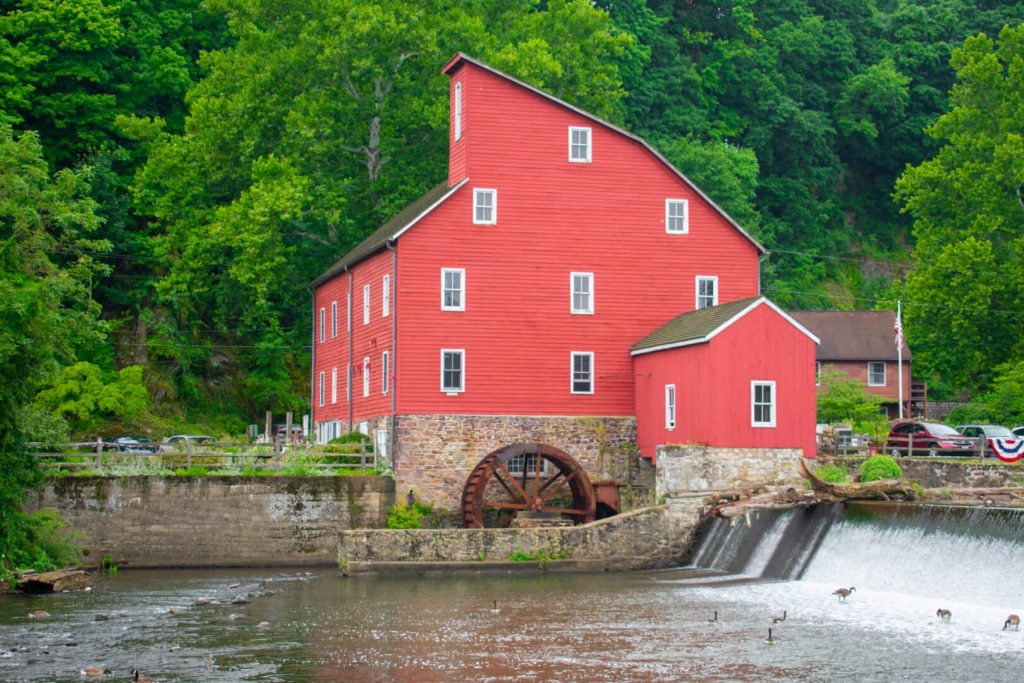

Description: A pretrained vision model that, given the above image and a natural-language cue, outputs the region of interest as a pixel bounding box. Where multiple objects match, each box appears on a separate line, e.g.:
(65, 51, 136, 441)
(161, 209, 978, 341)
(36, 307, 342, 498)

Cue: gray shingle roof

(790, 310, 911, 362)
(631, 297, 763, 355)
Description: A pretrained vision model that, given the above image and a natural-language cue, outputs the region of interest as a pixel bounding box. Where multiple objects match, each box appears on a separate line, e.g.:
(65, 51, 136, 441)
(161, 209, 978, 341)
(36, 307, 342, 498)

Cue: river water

(1, 504, 1022, 682)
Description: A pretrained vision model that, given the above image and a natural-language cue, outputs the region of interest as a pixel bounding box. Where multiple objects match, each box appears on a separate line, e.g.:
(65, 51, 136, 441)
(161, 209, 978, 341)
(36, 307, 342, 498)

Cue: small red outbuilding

(632, 297, 820, 461)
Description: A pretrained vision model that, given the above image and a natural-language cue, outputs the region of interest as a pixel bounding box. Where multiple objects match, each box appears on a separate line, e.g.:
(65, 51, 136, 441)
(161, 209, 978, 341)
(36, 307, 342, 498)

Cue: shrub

(386, 502, 433, 529)
(815, 464, 847, 483)
(859, 455, 903, 482)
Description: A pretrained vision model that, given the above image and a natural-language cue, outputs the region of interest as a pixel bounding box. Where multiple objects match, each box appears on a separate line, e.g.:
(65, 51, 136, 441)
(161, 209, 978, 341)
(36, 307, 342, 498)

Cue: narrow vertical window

(665, 384, 676, 429)
(571, 272, 594, 314)
(752, 381, 776, 427)
(363, 284, 370, 325)
(571, 352, 594, 394)
(382, 275, 390, 317)
(382, 351, 389, 395)
(318, 371, 325, 407)
(473, 188, 496, 225)
(454, 81, 462, 141)
(816, 361, 822, 386)
(868, 361, 886, 386)
(441, 349, 464, 393)
(319, 307, 325, 343)
(569, 126, 591, 162)
(441, 268, 465, 311)
(666, 199, 689, 234)
(362, 357, 370, 398)
(696, 276, 718, 309)
(347, 292, 352, 332)
(331, 301, 338, 338)
(331, 367, 337, 404)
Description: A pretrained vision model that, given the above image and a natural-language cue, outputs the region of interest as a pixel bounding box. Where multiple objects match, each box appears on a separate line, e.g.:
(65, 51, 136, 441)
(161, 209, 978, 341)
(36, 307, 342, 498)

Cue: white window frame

(571, 352, 594, 395)
(868, 361, 886, 387)
(751, 380, 776, 428)
(363, 284, 370, 325)
(346, 363, 351, 402)
(346, 292, 352, 332)
(318, 371, 325, 407)
(571, 272, 594, 315)
(696, 276, 718, 309)
(441, 349, 465, 394)
(816, 361, 822, 386)
(362, 356, 370, 398)
(454, 81, 462, 141)
(331, 301, 338, 338)
(441, 268, 465, 311)
(666, 199, 689, 234)
(382, 351, 389, 395)
(382, 275, 390, 317)
(331, 367, 337, 404)
(319, 307, 325, 343)
(569, 126, 591, 163)
(507, 452, 551, 476)
(665, 384, 676, 430)
(473, 188, 496, 225)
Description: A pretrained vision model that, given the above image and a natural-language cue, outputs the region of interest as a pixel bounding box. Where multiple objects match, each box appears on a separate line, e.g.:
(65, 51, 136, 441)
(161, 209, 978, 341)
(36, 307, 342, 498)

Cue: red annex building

(310, 54, 817, 510)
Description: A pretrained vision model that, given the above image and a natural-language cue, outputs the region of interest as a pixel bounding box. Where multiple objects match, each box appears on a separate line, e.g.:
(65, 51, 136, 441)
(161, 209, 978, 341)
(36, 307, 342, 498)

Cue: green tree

(816, 370, 887, 434)
(35, 362, 151, 431)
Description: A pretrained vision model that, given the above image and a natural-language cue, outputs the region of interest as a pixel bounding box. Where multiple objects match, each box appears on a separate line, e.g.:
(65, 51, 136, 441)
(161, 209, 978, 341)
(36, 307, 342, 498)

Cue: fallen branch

(799, 459, 917, 501)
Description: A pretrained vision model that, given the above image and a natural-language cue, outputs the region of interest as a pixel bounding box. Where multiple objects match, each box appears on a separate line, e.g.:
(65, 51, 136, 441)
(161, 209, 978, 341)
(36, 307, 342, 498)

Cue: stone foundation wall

(340, 500, 705, 571)
(31, 476, 394, 568)
(816, 456, 1024, 489)
(656, 445, 805, 495)
(393, 414, 646, 510)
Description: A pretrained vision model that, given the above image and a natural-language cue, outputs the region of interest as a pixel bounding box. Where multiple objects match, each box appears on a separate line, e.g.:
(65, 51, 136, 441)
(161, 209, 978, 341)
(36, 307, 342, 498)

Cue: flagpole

(897, 301, 904, 419)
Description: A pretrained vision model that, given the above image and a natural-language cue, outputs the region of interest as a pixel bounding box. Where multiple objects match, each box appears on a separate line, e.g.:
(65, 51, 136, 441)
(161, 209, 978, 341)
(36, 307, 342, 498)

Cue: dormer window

(666, 199, 688, 234)
(474, 189, 496, 224)
(454, 81, 463, 141)
(569, 127, 591, 162)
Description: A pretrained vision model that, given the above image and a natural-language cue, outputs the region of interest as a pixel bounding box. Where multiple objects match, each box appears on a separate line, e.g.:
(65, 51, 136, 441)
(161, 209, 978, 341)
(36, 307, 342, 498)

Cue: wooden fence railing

(818, 434, 989, 458)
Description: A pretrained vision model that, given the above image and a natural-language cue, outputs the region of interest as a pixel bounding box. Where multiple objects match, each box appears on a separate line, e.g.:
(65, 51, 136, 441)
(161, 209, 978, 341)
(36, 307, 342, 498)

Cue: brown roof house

(790, 311, 916, 419)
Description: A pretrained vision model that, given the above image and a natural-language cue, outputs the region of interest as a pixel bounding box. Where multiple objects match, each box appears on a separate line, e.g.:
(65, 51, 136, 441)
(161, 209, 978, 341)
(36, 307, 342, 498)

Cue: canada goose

(1004, 614, 1020, 630)
(937, 608, 952, 622)
(79, 667, 110, 677)
(708, 610, 719, 625)
(764, 628, 775, 645)
(772, 610, 787, 624)
(27, 610, 50, 619)
(131, 671, 156, 683)
(833, 587, 856, 601)
(489, 600, 500, 614)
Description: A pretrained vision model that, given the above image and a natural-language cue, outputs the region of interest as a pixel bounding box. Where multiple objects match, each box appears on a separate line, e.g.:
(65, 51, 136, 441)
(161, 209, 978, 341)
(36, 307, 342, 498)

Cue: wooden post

(264, 411, 272, 442)
(186, 437, 193, 470)
(95, 439, 103, 468)
(285, 411, 293, 445)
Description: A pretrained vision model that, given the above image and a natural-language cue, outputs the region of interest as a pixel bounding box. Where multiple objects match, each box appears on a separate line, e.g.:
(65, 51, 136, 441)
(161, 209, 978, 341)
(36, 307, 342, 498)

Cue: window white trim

(816, 361, 822, 386)
(696, 276, 718, 309)
(331, 367, 338, 404)
(382, 275, 390, 317)
(363, 284, 370, 325)
(382, 351, 389, 395)
(868, 361, 886, 387)
(441, 349, 465, 394)
(319, 307, 325, 343)
(318, 371, 325, 407)
(751, 380, 776, 428)
(569, 126, 591, 163)
(665, 384, 676, 430)
(571, 272, 594, 315)
(666, 199, 689, 234)
(454, 81, 462, 141)
(346, 292, 352, 332)
(441, 268, 465, 311)
(571, 351, 594, 395)
(473, 188, 496, 225)
(331, 301, 338, 338)
(362, 356, 370, 398)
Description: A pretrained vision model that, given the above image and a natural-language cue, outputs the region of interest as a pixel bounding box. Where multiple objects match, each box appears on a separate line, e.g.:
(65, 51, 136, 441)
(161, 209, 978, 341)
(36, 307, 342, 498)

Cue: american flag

(894, 305, 904, 349)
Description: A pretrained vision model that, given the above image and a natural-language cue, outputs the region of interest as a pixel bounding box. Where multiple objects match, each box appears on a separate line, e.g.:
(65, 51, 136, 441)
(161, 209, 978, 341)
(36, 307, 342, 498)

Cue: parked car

(160, 434, 214, 451)
(956, 424, 1018, 453)
(274, 424, 304, 441)
(886, 422, 974, 457)
(1013, 426, 1024, 438)
(110, 435, 159, 453)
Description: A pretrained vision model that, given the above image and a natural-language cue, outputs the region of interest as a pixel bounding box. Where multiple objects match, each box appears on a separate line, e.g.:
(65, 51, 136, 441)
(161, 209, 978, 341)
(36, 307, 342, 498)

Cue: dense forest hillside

(3, 0, 1024, 439)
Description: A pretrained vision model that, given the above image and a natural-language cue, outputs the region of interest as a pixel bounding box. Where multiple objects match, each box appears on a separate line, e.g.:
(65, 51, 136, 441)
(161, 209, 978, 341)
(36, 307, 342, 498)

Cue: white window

(363, 284, 370, 325)
(331, 367, 337, 404)
(666, 199, 689, 234)
(441, 349, 464, 393)
(382, 351, 389, 395)
(362, 357, 370, 397)
(696, 276, 718, 309)
(441, 268, 465, 311)
(346, 363, 351, 402)
(454, 81, 462, 141)
(319, 307, 325, 343)
(382, 275, 390, 317)
(508, 452, 550, 476)
(571, 272, 594, 314)
(816, 361, 822, 386)
(318, 371, 325, 407)
(752, 381, 776, 428)
(347, 292, 352, 332)
(474, 188, 496, 225)
(571, 352, 594, 394)
(665, 384, 676, 430)
(569, 126, 591, 162)
(376, 428, 388, 460)
(868, 361, 886, 386)
(331, 301, 338, 338)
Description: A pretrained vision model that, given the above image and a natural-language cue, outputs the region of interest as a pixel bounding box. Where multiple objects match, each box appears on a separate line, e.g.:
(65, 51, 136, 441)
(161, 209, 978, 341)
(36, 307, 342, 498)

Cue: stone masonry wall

(656, 445, 805, 496)
(339, 500, 706, 571)
(393, 414, 645, 511)
(816, 456, 1024, 489)
(31, 476, 394, 569)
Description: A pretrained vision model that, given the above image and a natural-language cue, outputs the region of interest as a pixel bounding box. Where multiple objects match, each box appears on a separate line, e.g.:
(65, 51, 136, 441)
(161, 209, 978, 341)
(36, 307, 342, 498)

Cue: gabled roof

(790, 310, 911, 362)
(443, 53, 766, 255)
(631, 297, 819, 356)
(308, 179, 467, 290)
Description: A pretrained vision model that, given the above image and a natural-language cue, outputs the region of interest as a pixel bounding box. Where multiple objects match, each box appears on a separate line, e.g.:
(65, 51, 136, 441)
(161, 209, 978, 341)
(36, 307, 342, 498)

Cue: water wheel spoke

(493, 462, 530, 502)
(483, 501, 532, 510)
(532, 443, 542, 499)
(491, 469, 522, 502)
(539, 466, 583, 503)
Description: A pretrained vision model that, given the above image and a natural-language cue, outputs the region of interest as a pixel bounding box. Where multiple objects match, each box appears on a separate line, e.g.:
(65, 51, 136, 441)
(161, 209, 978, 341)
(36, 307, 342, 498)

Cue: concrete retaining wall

(31, 476, 395, 568)
(656, 445, 804, 495)
(817, 457, 1024, 489)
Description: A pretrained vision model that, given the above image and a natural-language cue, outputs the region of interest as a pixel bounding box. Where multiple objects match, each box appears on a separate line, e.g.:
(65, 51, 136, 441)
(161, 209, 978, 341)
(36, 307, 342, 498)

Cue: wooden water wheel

(460, 442, 596, 528)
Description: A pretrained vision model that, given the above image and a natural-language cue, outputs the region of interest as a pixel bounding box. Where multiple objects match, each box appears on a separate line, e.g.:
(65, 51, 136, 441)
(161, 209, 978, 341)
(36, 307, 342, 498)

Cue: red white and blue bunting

(992, 438, 1024, 463)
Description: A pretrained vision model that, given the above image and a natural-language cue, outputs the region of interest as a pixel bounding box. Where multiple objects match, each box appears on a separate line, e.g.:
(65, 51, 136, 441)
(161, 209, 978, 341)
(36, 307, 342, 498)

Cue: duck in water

(936, 608, 952, 622)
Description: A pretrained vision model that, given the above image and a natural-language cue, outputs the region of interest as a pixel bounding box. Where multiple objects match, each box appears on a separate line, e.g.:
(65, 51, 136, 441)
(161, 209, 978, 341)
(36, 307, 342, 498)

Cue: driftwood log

(17, 568, 91, 593)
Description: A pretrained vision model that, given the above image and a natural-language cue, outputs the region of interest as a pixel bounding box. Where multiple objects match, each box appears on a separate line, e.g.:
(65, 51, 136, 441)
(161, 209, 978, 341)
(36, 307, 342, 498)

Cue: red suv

(887, 422, 973, 457)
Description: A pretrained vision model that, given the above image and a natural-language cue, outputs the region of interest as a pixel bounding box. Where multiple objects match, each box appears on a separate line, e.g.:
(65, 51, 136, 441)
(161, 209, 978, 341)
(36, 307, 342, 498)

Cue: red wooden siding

(817, 360, 912, 403)
(633, 304, 818, 459)
(448, 64, 468, 187)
